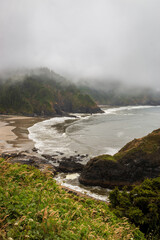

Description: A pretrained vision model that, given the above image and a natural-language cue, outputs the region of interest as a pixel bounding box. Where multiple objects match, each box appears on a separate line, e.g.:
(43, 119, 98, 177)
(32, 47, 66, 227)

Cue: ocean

(28, 105, 160, 201)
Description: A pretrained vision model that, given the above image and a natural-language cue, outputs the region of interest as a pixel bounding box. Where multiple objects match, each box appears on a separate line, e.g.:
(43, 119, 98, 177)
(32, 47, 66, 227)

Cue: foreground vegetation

(109, 177, 160, 239)
(0, 158, 144, 239)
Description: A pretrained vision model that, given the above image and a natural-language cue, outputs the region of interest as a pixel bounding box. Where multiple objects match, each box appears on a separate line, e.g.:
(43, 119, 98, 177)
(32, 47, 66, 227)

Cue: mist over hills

(0, 67, 160, 117)
(0, 68, 101, 116)
(77, 79, 160, 106)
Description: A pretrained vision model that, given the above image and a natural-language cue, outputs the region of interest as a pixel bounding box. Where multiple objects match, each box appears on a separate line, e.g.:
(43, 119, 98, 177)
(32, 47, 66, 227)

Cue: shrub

(109, 177, 160, 239)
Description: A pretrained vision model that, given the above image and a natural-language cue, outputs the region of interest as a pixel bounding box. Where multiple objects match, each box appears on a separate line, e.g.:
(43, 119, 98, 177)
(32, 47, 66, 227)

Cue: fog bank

(0, 0, 160, 88)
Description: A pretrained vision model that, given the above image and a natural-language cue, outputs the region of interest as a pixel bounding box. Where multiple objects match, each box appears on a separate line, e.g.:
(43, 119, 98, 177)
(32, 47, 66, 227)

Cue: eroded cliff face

(79, 129, 160, 188)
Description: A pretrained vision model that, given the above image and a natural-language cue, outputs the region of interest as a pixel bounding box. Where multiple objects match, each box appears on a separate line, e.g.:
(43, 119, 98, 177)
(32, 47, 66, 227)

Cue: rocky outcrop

(79, 156, 127, 188)
(79, 129, 160, 188)
(1, 151, 57, 175)
(57, 160, 84, 173)
(1, 151, 86, 175)
(55, 155, 85, 173)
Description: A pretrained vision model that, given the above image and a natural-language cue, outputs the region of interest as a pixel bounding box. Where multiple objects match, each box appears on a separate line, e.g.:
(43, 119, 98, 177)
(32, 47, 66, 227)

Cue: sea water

(28, 105, 160, 201)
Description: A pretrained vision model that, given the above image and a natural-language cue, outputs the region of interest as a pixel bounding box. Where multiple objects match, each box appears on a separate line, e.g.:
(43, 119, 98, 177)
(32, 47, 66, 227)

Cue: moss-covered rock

(79, 129, 160, 188)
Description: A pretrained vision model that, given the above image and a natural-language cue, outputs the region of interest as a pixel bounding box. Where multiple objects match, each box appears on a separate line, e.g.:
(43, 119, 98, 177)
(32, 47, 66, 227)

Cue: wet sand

(0, 115, 109, 202)
(0, 115, 45, 154)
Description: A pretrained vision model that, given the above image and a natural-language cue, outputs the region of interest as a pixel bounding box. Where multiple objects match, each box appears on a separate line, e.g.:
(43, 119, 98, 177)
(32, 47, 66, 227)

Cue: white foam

(66, 173, 80, 180)
(54, 173, 109, 202)
(28, 111, 96, 155)
(28, 106, 160, 155)
(104, 147, 119, 155)
(70, 113, 91, 119)
(62, 182, 109, 202)
(28, 116, 76, 154)
(103, 105, 160, 115)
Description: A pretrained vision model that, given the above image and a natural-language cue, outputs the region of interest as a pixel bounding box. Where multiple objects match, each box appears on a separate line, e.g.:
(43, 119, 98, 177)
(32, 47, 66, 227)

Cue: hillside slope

(78, 81, 160, 106)
(0, 158, 144, 239)
(0, 68, 102, 116)
(79, 128, 160, 188)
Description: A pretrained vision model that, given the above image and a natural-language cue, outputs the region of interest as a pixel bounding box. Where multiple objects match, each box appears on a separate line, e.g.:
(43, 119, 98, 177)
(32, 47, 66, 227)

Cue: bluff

(79, 128, 160, 188)
(0, 68, 102, 116)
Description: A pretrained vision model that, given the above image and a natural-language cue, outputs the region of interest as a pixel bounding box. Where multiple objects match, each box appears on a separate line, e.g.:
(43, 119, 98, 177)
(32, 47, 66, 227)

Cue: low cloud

(0, 0, 160, 88)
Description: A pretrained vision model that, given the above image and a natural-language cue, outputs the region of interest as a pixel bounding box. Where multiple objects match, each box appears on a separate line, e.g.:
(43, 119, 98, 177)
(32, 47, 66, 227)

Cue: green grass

(97, 154, 117, 162)
(114, 130, 160, 160)
(91, 155, 117, 163)
(0, 158, 144, 240)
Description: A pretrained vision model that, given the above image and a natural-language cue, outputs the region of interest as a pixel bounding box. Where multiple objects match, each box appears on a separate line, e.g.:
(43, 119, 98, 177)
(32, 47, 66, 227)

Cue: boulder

(32, 147, 39, 152)
(57, 160, 84, 173)
(41, 154, 58, 161)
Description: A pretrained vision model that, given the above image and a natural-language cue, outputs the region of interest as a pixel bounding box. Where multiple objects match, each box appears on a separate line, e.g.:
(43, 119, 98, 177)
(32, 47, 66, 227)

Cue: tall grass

(0, 158, 144, 239)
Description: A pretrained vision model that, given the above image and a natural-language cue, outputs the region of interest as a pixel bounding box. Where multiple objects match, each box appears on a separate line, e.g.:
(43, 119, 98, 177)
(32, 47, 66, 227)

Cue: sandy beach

(0, 115, 45, 154)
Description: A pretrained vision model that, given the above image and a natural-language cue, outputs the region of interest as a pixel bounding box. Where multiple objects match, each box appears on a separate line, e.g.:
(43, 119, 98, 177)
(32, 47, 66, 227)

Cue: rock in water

(57, 159, 84, 173)
(79, 128, 160, 188)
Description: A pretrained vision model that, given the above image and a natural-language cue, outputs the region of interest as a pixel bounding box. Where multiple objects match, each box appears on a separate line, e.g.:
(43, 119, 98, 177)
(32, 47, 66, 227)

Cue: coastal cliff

(79, 128, 160, 188)
(0, 68, 102, 116)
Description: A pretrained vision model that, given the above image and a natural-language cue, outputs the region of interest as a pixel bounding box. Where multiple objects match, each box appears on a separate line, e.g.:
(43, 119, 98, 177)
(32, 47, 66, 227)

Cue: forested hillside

(0, 68, 102, 116)
(78, 81, 160, 106)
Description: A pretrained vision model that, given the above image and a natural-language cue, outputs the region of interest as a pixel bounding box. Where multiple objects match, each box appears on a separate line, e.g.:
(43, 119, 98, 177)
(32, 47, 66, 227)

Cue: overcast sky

(0, 0, 160, 87)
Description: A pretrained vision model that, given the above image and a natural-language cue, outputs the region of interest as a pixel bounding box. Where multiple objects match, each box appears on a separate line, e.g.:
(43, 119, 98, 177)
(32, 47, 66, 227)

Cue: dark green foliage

(0, 158, 144, 239)
(109, 177, 160, 239)
(0, 68, 100, 116)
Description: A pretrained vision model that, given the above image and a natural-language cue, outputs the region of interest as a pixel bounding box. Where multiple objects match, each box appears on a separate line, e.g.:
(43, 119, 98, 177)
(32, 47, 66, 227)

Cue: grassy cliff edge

(0, 158, 144, 239)
(79, 129, 160, 189)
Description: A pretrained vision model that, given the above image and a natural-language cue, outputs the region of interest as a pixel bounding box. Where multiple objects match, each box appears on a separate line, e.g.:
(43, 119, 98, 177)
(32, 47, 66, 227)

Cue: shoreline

(0, 115, 46, 154)
(1, 105, 160, 203)
(0, 114, 109, 202)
